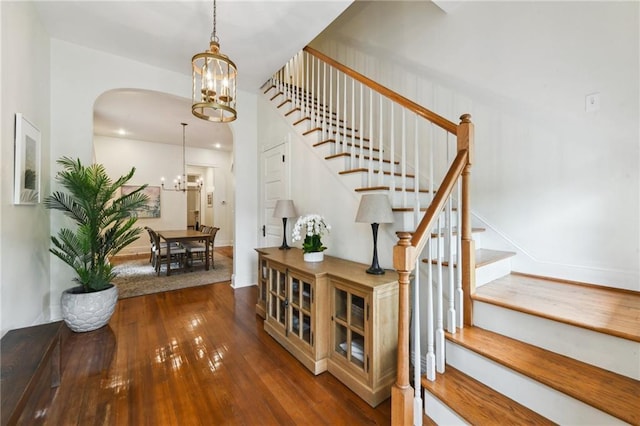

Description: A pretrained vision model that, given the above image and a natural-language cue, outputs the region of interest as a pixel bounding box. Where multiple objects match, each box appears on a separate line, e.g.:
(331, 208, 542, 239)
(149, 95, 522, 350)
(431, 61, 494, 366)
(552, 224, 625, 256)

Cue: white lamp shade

(273, 199, 297, 218)
(355, 194, 394, 224)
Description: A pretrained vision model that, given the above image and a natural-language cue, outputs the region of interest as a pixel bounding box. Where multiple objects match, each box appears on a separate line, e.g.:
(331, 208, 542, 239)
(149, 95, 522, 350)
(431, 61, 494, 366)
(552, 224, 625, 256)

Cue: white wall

(310, 1, 640, 290)
(0, 2, 51, 336)
(94, 135, 234, 253)
(231, 89, 259, 288)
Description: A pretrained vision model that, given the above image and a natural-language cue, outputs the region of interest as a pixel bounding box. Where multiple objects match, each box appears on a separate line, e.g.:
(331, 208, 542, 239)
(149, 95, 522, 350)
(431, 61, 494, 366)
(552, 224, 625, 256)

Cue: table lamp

(355, 194, 394, 274)
(273, 199, 297, 250)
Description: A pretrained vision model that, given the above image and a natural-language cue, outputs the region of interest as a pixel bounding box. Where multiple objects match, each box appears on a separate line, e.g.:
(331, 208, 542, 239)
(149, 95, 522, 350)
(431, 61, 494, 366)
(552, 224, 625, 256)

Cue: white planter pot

(303, 251, 324, 262)
(61, 285, 118, 332)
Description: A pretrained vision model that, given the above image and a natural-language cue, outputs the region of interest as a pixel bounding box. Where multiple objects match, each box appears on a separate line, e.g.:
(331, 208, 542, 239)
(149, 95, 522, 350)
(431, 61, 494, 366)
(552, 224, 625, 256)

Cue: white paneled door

(261, 141, 289, 247)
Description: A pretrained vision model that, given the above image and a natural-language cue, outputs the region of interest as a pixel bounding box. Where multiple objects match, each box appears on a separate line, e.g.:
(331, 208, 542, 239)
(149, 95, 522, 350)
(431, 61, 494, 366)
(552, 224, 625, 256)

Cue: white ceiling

(34, 0, 353, 150)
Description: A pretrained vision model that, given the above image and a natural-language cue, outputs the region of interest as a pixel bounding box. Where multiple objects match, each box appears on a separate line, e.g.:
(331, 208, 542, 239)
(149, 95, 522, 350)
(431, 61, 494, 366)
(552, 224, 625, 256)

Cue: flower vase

(303, 251, 324, 262)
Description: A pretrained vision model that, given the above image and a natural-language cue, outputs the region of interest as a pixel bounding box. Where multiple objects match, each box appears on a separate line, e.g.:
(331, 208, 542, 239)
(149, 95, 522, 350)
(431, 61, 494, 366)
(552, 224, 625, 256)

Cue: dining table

(156, 229, 211, 276)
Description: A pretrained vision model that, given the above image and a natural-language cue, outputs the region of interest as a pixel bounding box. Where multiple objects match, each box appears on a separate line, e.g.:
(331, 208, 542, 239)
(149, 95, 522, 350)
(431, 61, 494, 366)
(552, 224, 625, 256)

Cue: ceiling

(34, 0, 353, 151)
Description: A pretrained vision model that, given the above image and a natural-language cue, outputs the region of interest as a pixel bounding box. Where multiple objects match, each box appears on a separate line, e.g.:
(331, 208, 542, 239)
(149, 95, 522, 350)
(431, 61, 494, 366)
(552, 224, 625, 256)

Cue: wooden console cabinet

(255, 247, 398, 407)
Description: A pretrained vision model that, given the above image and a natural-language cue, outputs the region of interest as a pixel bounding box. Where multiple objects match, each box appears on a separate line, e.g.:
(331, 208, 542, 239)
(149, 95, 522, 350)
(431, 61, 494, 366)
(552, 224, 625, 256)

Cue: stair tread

(447, 327, 640, 425)
(424, 248, 516, 268)
(430, 226, 486, 237)
(355, 186, 432, 193)
(325, 152, 400, 165)
(422, 365, 554, 425)
(339, 168, 415, 178)
(317, 141, 380, 153)
(474, 273, 640, 342)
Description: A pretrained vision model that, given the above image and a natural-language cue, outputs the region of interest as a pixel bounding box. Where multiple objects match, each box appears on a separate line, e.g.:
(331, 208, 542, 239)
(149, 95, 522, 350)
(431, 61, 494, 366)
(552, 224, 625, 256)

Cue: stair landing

(474, 272, 640, 342)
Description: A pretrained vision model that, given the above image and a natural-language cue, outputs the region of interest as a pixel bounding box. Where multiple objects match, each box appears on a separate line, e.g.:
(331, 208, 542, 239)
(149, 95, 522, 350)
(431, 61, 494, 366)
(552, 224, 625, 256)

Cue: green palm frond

(45, 157, 149, 292)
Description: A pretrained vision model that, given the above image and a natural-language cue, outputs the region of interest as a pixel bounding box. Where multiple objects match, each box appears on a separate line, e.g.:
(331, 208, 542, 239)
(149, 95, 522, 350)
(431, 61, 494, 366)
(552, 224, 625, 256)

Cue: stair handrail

(304, 46, 457, 135)
(392, 113, 475, 425)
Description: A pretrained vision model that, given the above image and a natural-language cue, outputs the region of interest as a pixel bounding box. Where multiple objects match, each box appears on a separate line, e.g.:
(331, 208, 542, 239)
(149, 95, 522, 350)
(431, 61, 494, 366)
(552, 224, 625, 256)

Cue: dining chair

(150, 229, 186, 275)
(208, 227, 220, 268)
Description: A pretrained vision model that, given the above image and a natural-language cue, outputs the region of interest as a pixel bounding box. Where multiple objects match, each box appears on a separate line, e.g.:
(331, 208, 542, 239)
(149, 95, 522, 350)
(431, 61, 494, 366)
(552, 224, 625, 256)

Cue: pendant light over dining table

(192, 0, 237, 123)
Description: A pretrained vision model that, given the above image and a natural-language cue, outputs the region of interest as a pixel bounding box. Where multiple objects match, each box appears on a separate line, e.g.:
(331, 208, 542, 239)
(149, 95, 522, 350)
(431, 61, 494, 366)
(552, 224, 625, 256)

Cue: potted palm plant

(44, 157, 149, 332)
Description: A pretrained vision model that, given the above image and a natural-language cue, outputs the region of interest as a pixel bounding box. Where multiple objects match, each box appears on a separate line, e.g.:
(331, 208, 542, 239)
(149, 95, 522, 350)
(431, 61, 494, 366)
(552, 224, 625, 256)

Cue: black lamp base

(279, 217, 291, 250)
(366, 265, 385, 275)
(366, 223, 385, 275)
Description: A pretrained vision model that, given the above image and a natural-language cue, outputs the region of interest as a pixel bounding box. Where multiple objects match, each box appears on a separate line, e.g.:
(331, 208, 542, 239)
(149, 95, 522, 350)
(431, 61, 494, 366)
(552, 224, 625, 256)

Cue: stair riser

(325, 155, 398, 174)
(423, 393, 468, 425)
(445, 342, 626, 425)
(340, 173, 418, 191)
(473, 301, 640, 380)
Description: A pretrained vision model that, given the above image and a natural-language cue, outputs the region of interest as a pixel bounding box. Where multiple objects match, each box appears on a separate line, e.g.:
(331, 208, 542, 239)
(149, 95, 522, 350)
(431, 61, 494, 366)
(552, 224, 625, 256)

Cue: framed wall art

(207, 191, 213, 207)
(14, 113, 41, 205)
(122, 185, 161, 218)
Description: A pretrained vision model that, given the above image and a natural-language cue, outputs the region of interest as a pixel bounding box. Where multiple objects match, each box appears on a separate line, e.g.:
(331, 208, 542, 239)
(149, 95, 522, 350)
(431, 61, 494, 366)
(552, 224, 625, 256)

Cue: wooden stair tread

(355, 186, 431, 193)
(473, 273, 640, 342)
(316, 140, 380, 153)
(339, 168, 415, 178)
(424, 248, 515, 268)
(421, 365, 554, 425)
(325, 152, 400, 165)
(447, 327, 640, 425)
(430, 226, 485, 237)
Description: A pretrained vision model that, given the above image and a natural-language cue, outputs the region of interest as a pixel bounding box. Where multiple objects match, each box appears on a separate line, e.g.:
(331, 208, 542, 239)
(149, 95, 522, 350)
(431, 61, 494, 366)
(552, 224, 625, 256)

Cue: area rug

(112, 254, 232, 299)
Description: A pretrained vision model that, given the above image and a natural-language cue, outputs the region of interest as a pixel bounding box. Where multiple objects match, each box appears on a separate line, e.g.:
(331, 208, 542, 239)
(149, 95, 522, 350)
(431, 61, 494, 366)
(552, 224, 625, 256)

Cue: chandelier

(192, 0, 237, 123)
(161, 123, 203, 192)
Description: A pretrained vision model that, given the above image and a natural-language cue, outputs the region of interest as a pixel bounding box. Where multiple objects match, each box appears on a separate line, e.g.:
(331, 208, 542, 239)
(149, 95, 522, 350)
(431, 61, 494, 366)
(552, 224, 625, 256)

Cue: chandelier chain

(211, 0, 218, 43)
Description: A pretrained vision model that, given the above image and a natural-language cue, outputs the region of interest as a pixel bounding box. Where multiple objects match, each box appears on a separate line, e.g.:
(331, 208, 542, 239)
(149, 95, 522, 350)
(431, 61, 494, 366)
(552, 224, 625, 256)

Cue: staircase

(262, 46, 640, 425)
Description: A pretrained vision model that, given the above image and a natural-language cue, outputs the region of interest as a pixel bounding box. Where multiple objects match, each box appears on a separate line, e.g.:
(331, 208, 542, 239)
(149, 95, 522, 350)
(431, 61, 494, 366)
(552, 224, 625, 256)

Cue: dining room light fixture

(161, 123, 203, 193)
(192, 0, 237, 123)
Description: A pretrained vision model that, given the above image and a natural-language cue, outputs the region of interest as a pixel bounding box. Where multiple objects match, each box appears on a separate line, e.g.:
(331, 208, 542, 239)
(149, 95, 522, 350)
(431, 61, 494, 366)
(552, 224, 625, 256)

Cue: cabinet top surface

(256, 247, 398, 289)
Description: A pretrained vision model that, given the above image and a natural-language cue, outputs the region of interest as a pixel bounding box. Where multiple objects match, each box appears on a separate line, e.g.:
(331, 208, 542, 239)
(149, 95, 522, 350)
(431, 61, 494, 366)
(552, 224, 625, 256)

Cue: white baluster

(343, 73, 347, 158)
(359, 82, 364, 170)
(436, 212, 445, 374)
(426, 237, 435, 381)
(413, 257, 423, 426)
(401, 109, 407, 208)
(456, 178, 464, 329)
(368, 89, 374, 187)
(378, 95, 383, 187)
(414, 114, 420, 228)
(328, 66, 333, 149)
(322, 62, 327, 140)
(447, 195, 456, 334)
(335, 70, 340, 156)
(390, 103, 396, 195)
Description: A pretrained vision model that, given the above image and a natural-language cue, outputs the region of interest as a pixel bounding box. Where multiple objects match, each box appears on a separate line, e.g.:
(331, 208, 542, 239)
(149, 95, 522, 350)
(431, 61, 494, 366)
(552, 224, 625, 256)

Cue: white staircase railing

(266, 46, 475, 426)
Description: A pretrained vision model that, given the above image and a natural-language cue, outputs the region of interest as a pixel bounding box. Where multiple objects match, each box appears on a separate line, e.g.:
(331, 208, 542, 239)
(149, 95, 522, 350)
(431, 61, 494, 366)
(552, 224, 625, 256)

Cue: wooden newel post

(392, 232, 415, 426)
(457, 114, 476, 326)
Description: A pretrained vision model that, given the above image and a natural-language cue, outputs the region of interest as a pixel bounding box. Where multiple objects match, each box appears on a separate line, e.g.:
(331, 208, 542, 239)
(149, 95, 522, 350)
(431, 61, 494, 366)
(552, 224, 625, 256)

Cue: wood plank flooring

(23, 281, 391, 425)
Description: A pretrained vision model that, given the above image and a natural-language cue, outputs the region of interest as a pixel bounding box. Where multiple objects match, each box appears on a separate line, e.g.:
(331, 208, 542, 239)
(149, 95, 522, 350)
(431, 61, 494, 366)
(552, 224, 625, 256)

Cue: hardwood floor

(24, 281, 391, 425)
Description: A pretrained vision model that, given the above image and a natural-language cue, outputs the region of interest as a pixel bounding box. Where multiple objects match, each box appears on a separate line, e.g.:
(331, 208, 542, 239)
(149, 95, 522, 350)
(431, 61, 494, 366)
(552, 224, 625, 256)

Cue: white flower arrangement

(292, 214, 331, 253)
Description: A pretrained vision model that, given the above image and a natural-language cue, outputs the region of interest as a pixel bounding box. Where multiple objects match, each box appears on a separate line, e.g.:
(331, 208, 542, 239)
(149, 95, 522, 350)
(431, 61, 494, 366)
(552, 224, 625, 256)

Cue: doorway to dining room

(93, 88, 235, 256)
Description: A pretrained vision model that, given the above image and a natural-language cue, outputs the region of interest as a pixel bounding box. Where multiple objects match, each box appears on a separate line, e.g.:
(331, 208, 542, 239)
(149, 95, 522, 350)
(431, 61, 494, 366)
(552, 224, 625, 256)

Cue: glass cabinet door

(259, 257, 268, 304)
(267, 265, 287, 328)
(333, 285, 367, 372)
(288, 274, 313, 346)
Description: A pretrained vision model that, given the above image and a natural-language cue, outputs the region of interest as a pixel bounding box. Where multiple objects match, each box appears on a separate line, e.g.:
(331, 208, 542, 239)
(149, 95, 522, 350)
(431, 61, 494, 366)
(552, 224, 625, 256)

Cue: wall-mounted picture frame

(207, 191, 213, 207)
(121, 185, 161, 218)
(14, 113, 41, 205)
